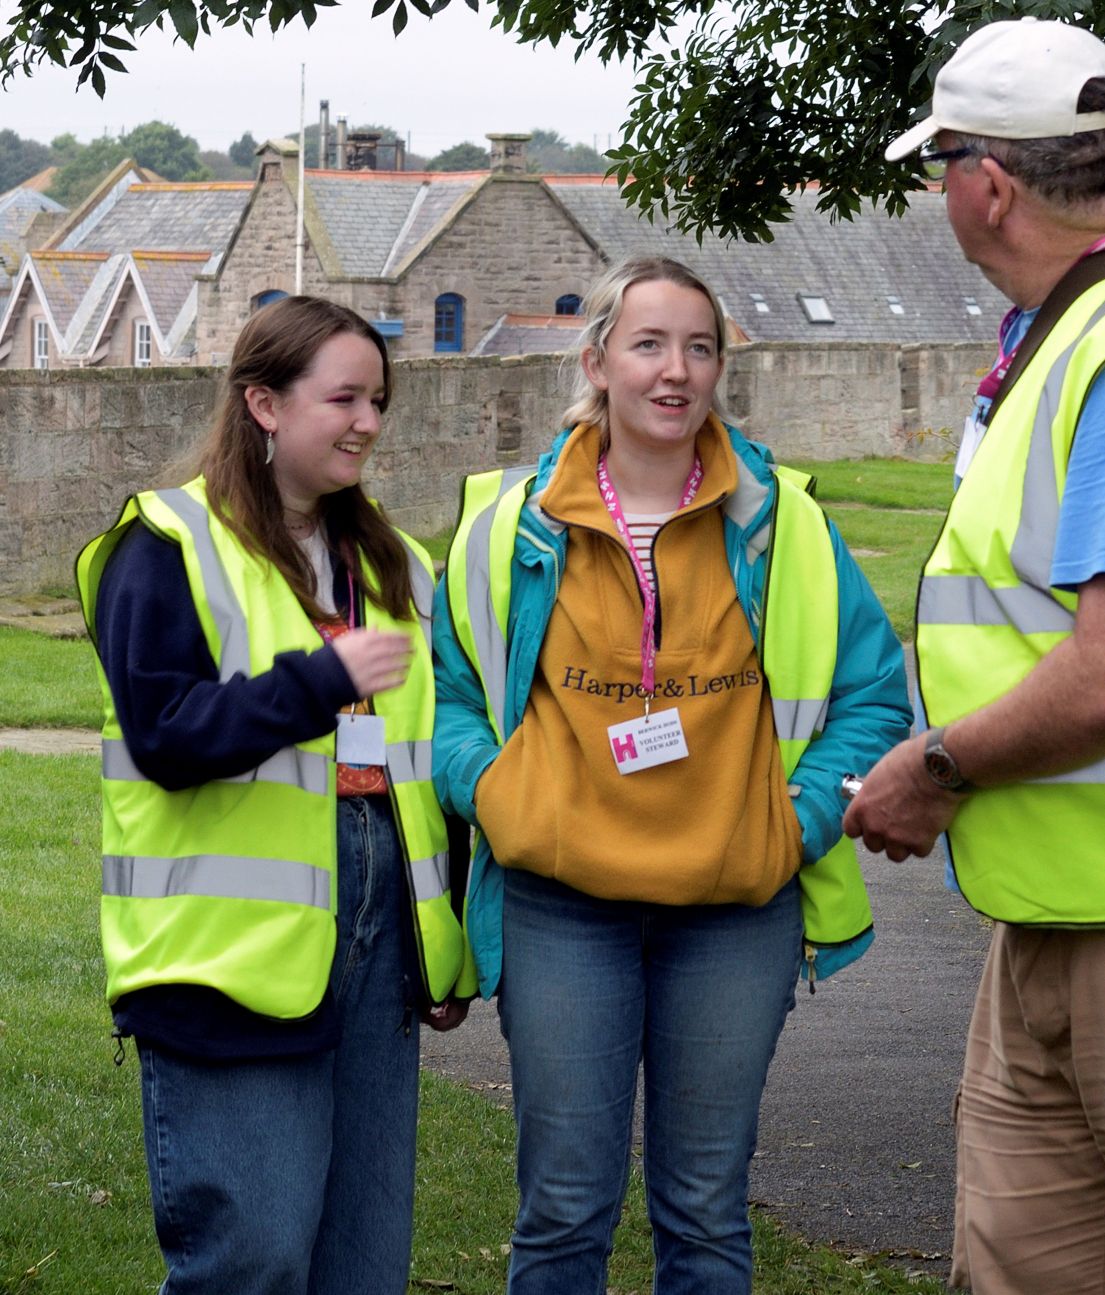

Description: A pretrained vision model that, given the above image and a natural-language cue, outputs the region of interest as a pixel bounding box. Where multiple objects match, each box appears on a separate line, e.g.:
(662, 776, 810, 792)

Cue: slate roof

(304, 170, 484, 277)
(59, 182, 251, 255)
(29, 252, 110, 333)
(132, 251, 209, 330)
(472, 313, 584, 356)
(547, 179, 1007, 343)
(0, 174, 249, 365)
(0, 187, 66, 274)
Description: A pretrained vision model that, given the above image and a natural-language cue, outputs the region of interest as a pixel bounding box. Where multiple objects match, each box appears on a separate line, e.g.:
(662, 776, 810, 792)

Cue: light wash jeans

(138, 795, 420, 1295)
(499, 867, 803, 1295)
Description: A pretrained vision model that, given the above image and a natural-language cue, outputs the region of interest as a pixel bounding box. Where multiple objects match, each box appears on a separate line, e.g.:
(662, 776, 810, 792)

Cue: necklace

(284, 508, 319, 536)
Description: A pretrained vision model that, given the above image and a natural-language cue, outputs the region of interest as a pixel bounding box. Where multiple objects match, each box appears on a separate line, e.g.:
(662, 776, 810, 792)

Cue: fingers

(424, 999, 470, 1032)
(331, 628, 414, 697)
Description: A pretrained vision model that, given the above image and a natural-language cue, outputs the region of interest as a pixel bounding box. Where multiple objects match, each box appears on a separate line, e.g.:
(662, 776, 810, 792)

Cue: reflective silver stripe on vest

(920, 299, 1105, 635)
(1010, 298, 1105, 590)
(102, 737, 330, 796)
(154, 488, 251, 681)
(402, 540, 435, 657)
(772, 695, 830, 743)
(917, 575, 1075, 633)
(103, 853, 330, 908)
(464, 466, 535, 737)
(1025, 750, 1105, 786)
(409, 850, 450, 901)
(386, 739, 433, 785)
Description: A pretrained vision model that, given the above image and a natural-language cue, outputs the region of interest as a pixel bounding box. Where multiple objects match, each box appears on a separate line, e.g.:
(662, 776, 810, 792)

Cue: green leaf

(98, 50, 127, 71)
(100, 31, 136, 50)
(371, 0, 394, 15)
(168, 0, 198, 44)
(392, 0, 408, 34)
(90, 60, 105, 95)
(131, 0, 167, 28)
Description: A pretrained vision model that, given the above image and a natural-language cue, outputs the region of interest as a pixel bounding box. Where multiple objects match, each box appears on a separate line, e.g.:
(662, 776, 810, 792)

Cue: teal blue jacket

(432, 425, 911, 998)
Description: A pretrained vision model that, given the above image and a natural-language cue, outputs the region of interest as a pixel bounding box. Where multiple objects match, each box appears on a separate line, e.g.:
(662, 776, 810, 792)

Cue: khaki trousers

(951, 921, 1105, 1294)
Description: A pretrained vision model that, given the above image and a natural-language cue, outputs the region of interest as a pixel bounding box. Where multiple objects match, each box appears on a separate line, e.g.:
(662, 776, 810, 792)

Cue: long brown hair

(196, 295, 414, 622)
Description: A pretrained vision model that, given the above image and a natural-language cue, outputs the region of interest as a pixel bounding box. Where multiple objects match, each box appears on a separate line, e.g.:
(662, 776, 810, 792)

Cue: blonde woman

(432, 257, 910, 1293)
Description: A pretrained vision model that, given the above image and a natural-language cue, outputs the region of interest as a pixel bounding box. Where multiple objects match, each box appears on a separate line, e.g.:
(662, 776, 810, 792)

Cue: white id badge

(955, 413, 986, 481)
(607, 707, 689, 775)
(336, 713, 387, 766)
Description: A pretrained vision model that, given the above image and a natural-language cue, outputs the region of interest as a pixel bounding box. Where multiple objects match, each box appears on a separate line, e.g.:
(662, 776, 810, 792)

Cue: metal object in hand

(841, 774, 863, 800)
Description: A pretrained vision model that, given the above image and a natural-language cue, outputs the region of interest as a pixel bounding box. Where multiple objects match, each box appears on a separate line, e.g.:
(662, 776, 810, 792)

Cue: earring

(264, 431, 275, 465)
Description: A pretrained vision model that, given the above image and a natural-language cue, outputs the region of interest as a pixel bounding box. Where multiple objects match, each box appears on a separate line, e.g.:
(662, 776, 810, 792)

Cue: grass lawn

(789, 458, 950, 639)
(0, 749, 946, 1294)
(0, 628, 102, 730)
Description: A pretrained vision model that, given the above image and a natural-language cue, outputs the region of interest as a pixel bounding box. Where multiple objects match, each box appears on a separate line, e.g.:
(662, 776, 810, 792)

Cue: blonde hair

(562, 256, 729, 437)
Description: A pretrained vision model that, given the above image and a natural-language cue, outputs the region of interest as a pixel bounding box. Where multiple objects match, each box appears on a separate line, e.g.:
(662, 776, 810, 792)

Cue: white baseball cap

(886, 17, 1105, 161)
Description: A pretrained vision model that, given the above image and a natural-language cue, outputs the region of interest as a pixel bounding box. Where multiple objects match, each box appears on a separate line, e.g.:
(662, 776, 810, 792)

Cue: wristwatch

(923, 727, 973, 793)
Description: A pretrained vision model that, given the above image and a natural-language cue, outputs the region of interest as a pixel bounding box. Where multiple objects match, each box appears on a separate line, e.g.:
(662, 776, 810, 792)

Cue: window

(252, 289, 288, 311)
(749, 292, 770, 315)
(434, 293, 464, 353)
(797, 294, 834, 324)
(33, 319, 49, 370)
(555, 293, 582, 316)
(886, 295, 905, 316)
(964, 296, 983, 317)
(134, 320, 152, 368)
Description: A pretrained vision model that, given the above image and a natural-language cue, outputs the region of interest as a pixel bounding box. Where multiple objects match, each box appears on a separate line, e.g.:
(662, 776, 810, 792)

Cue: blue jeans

(138, 796, 420, 1295)
(499, 868, 803, 1295)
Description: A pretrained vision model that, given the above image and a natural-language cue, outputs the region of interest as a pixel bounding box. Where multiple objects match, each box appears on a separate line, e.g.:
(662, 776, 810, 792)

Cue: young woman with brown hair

(76, 295, 470, 1295)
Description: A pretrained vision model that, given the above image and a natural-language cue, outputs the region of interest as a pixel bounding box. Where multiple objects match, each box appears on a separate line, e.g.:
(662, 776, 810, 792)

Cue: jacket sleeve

(97, 523, 358, 791)
(788, 520, 913, 864)
(431, 575, 503, 826)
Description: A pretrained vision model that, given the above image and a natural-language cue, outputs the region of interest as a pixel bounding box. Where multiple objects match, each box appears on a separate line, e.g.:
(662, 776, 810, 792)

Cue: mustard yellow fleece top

(474, 418, 802, 906)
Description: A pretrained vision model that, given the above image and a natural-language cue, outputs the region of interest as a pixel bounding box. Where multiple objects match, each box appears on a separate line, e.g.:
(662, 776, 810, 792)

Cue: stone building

(0, 161, 250, 369)
(0, 132, 1009, 371)
(196, 132, 1007, 362)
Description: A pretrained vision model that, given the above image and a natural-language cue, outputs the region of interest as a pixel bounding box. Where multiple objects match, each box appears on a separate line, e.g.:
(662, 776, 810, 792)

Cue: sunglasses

(918, 145, 974, 181)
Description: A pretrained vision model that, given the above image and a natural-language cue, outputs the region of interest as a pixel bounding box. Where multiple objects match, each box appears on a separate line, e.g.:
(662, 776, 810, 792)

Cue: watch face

(925, 745, 963, 789)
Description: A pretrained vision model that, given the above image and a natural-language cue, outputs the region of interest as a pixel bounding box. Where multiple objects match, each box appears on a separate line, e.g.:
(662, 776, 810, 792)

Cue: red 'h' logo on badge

(611, 733, 638, 763)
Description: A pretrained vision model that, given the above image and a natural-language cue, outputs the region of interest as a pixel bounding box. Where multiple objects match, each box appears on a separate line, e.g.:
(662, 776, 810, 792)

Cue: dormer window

(33, 318, 49, 369)
(749, 292, 770, 314)
(887, 295, 905, 316)
(964, 296, 983, 317)
(134, 320, 152, 367)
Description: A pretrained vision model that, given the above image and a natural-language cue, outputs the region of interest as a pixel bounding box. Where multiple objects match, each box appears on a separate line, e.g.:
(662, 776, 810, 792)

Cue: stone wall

(0, 340, 990, 594)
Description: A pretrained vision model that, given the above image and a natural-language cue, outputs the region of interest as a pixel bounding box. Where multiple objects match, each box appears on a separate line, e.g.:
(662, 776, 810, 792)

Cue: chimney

(319, 100, 330, 168)
(486, 132, 531, 175)
(336, 116, 348, 171)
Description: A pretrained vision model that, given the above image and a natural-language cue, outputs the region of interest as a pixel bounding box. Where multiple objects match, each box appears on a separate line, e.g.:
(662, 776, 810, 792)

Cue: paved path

(0, 727, 99, 755)
(7, 708, 986, 1277)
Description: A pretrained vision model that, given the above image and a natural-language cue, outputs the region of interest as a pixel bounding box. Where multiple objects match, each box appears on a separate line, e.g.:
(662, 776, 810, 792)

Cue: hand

(331, 627, 413, 698)
(423, 998, 470, 1032)
(842, 733, 964, 862)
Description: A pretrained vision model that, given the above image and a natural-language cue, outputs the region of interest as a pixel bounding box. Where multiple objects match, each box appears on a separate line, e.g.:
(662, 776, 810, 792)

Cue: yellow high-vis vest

(446, 464, 873, 962)
(917, 275, 1105, 923)
(76, 477, 469, 1015)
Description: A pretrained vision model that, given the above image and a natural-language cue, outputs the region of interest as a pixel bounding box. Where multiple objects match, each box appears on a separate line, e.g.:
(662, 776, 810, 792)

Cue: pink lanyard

(596, 453, 703, 699)
(978, 235, 1105, 404)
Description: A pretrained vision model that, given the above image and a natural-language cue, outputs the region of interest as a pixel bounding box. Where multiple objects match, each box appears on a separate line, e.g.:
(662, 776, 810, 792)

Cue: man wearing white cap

(843, 17, 1105, 1294)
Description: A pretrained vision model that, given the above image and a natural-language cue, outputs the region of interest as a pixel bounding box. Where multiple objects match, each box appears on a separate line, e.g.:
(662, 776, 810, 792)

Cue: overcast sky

(0, 3, 643, 158)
